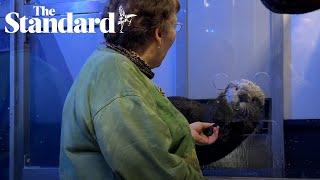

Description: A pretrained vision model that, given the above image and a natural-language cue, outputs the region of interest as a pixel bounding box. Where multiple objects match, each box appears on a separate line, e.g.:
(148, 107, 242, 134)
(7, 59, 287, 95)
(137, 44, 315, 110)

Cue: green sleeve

(93, 94, 204, 180)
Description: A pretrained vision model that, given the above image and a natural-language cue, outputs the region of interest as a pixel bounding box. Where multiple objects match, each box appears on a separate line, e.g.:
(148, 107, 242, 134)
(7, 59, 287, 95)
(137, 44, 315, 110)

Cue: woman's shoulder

(84, 46, 156, 106)
(89, 46, 142, 77)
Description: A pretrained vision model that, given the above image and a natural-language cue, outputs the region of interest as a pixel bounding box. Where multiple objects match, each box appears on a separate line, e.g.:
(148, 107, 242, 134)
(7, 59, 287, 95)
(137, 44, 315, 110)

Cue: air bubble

(254, 72, 271, 97)
(213, 73, 230, 91)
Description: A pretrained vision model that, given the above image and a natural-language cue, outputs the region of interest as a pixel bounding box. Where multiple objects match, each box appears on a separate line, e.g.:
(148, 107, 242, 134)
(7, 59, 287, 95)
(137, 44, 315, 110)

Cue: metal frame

(269, 12, 286, 177)
(283, 15, 292, 120)
(23, 167, 59, 180)
(9, 0, 28, 179)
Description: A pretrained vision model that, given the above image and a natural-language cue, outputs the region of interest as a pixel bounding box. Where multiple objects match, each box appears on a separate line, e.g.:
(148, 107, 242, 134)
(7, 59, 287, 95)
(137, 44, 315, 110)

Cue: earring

(158, 46, 161, 49)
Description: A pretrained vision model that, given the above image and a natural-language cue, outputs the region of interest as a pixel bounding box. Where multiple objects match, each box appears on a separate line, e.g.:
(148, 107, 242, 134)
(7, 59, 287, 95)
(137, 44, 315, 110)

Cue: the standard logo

(5, 5, 137, 34)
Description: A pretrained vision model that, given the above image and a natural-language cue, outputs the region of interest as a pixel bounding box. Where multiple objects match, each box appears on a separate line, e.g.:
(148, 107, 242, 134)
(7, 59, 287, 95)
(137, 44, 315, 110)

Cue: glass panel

(291, 11, 320, 119)
(186, 0, 275, 177)
(284, 10, 320, 178)
(26, 31, 104, 167)
(16, 0, 320, 179)
(0, 28, 10, 180)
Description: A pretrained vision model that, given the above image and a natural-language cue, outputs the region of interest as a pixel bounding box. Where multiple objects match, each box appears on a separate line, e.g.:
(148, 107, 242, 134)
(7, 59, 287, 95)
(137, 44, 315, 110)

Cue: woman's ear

(155, 27, 163, 47)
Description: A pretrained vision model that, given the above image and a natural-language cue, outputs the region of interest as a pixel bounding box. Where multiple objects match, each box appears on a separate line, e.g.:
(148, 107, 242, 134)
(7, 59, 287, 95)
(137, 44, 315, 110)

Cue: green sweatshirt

(59, 46, 204, 180)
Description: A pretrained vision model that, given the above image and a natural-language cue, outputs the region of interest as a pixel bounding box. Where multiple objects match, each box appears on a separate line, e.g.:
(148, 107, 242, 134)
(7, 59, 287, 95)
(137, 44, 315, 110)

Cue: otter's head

(215, 79, 265, 139)
(225, 79, 265, 118)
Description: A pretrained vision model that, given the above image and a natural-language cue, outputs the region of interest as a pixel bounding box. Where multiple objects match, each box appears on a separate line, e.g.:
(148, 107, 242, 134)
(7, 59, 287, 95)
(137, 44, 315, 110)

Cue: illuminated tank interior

(0, 0, 320, 179)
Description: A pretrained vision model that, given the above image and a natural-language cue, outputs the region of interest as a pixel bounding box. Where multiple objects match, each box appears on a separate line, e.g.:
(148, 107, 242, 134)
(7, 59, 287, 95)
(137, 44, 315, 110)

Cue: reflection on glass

(254, 72, 271, 97)
(212, 73, 229, 91)
(26, 32, 103, 167)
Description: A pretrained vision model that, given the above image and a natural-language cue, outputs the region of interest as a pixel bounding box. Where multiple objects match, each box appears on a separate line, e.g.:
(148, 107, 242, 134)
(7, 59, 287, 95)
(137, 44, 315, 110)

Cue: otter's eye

(252, 97, 263, 107)
(239, 94, 250, 103)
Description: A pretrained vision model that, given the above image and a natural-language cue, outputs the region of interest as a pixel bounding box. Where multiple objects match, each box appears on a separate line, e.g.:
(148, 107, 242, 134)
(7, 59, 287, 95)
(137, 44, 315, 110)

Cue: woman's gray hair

(103, 0, 180, 52)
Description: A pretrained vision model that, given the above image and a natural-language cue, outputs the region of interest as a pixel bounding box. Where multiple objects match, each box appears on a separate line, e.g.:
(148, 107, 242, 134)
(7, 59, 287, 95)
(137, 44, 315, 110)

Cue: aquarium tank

(0, 0, 320, 179)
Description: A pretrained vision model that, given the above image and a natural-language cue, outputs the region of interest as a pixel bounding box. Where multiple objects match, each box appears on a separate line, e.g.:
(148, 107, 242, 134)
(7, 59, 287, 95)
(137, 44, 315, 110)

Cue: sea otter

(168, 79, 265, 166)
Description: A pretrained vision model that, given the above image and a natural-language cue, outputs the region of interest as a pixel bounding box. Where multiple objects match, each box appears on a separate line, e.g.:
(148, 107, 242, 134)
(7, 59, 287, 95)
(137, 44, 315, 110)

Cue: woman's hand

(189, 122, 219, 146)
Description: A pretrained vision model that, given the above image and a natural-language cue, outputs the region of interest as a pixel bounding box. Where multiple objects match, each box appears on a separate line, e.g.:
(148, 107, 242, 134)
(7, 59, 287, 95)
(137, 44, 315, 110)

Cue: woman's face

(154, 15, 177, 67)
(164, 16, 178, 52)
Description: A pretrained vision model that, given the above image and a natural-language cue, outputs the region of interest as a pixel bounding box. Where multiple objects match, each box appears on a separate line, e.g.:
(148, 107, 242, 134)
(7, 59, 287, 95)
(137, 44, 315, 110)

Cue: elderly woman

(59, 0, 219, 179)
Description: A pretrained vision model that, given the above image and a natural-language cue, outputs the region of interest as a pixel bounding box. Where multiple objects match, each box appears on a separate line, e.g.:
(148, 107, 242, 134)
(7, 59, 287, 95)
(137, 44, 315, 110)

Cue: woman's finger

(191, 129, 209, 145)
(195, 135, 210, 145)
(200, 122, 215, 129)
(208, 126, 220, 144)
(190, 122, 219, 145)
(190, 122, 214, 131)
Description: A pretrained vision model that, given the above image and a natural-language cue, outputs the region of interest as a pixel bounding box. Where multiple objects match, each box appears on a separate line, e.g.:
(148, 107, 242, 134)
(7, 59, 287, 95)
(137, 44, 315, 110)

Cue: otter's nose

(238, 94, 250, 103)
